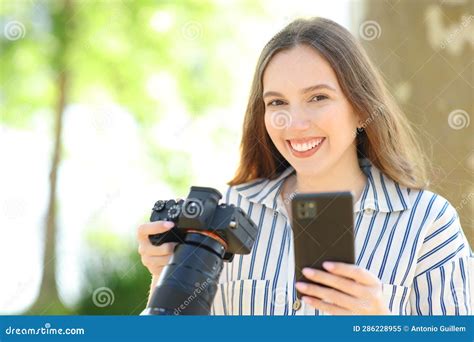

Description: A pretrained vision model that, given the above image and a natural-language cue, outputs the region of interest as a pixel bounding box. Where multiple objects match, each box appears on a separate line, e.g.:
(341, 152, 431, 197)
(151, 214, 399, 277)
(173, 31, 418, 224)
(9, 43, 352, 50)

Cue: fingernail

(323, 261, 334, 270)
(302, 268, 313, 276)
(164, 221, 174, 228)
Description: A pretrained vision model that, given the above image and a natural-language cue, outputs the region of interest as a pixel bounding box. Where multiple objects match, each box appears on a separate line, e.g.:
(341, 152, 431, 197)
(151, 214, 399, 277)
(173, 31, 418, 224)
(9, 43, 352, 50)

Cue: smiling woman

(262, 44, 367, 202)
(205, 17, 472, 315)
(229, 18, 428, 190)
(137, 16, 472, 316)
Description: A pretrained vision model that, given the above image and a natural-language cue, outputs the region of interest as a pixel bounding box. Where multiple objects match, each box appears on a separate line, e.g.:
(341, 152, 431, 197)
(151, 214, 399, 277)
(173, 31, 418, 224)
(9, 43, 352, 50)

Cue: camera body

(143, 186, 258, 315)
(149, 186, 258, 261)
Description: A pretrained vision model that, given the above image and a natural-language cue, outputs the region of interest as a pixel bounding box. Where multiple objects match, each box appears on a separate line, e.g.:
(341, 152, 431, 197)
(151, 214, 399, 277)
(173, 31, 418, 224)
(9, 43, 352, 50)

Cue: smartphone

(291, 192, 355, 291)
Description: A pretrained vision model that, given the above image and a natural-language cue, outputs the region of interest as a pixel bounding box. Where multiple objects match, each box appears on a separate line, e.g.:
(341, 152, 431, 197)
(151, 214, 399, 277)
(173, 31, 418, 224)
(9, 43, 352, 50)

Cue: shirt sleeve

(409, 200, 472, 315)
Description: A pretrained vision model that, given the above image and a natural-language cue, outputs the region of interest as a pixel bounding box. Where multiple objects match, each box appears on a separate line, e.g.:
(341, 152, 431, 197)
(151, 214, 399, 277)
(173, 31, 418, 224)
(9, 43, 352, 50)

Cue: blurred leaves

(75, 231, 150, 315)
(1, 0, 260, 191)
(1, 0, 242, 125)
(0, 0, 262, 314)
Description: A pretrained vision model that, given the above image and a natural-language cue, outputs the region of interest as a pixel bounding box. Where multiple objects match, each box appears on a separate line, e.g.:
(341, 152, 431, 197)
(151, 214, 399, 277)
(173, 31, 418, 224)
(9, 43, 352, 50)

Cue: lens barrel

(143, 233, 225, 315)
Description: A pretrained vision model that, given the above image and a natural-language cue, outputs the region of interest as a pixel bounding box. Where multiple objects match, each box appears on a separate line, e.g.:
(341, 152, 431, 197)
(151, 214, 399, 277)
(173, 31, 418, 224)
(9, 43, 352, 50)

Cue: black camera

(141, 186, 258, 315)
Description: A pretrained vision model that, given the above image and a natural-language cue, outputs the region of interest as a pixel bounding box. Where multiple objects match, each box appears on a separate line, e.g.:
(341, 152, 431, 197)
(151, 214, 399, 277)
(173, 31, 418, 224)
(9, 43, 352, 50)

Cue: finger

(296, 282, 359, 311)
(138, 242, 178, 257)
(321, 262, 379, 286)
(141, 255, 171, 274)
(301, 296, 351, 315)
(301, 268, 366, 298)
(137, 222, 174, 242)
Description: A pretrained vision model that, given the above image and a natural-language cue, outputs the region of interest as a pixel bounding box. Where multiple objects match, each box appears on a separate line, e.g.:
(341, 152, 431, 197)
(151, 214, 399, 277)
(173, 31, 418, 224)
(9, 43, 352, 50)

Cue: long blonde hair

(229, 17, 429, 189)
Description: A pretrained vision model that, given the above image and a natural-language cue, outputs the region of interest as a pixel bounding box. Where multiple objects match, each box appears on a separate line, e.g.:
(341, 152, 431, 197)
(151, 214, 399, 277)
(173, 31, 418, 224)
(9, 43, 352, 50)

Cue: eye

(267, 99, 286, 106)
(311, 94, 328, 102)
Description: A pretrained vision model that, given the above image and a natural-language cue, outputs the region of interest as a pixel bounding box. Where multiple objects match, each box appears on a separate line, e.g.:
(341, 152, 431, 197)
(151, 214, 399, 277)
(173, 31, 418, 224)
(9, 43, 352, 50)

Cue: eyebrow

(262, 83, 337, 99)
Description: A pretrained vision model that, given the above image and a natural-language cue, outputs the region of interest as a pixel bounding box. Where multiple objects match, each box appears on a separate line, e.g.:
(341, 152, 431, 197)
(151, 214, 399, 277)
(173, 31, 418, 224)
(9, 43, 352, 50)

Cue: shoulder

(403, 188, 464, 244)
(406, 189, 472, 275)
(405, 188, 459, 224)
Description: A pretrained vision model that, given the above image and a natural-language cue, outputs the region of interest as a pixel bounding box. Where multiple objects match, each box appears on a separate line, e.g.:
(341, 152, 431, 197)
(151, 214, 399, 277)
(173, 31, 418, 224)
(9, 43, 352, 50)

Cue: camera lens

(144, 233, 225, 315)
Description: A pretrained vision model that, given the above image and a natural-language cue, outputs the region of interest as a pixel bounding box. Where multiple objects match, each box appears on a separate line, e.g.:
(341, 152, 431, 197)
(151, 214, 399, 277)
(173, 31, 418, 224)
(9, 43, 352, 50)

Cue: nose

(288, 105, 311, 130)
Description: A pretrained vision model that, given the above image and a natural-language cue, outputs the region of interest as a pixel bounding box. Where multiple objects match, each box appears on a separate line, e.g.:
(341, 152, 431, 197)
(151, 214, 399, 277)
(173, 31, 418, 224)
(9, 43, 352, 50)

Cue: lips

(287, 137, 325, 152)
(286, 137, 326, 158)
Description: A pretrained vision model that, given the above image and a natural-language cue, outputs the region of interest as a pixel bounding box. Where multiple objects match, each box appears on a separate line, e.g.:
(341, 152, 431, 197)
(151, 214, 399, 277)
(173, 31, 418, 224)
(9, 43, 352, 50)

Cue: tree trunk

(354, 0, 473, 246)
(28, 0, 73, 315)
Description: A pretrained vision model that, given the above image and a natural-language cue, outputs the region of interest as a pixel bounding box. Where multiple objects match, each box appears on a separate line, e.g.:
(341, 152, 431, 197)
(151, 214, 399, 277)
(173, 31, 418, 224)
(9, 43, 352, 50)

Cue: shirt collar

(234, 159, 411, 213)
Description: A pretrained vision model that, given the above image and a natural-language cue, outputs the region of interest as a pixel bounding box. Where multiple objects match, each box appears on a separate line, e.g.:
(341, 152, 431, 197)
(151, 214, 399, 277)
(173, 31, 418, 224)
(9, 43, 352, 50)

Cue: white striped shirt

(211, 159, 473, 315)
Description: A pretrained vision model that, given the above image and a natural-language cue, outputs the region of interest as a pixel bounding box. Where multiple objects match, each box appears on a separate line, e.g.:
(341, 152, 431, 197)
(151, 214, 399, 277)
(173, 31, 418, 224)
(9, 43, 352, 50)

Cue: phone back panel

(291, 192, 355, 284)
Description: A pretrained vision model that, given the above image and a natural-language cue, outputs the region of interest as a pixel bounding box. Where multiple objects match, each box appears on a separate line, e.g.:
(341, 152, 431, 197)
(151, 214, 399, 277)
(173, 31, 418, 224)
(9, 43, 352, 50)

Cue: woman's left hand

(295, 261, 391, 315)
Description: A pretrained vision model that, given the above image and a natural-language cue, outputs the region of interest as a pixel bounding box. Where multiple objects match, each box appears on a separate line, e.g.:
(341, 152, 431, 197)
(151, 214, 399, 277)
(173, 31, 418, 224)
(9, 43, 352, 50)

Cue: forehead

(262, 44, 339, 92)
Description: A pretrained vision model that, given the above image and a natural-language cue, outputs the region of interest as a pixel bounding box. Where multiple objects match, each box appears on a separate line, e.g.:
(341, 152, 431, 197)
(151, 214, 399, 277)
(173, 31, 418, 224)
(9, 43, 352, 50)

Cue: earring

(357, 120, 364, 131)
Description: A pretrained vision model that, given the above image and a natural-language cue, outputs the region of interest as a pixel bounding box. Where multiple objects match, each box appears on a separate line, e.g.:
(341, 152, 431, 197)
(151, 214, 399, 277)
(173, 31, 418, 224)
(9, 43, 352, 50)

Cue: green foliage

(1, 0, 245, 123)
(1, 0, 264, 314)
(1, 0, 261, 190)
(75, 232, 151, 315)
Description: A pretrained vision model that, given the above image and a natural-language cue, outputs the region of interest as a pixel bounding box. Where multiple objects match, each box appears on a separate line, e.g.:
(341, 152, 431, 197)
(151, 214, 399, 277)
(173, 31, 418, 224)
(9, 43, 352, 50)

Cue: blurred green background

(0, 0, 472, 315)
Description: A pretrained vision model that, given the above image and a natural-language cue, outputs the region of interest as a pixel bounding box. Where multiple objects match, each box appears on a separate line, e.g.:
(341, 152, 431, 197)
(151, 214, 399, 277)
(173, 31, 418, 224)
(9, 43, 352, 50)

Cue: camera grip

(148, 228, 185, 246)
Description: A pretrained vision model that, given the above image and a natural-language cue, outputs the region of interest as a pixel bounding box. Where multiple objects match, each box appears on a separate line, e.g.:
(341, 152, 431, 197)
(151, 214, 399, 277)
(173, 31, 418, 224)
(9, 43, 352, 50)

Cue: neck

(291, 154, 367, 202)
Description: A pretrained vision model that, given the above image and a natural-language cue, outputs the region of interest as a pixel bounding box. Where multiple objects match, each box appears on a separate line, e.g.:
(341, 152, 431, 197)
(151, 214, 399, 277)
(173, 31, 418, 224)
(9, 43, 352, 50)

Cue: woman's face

(263, 44, 360, 177)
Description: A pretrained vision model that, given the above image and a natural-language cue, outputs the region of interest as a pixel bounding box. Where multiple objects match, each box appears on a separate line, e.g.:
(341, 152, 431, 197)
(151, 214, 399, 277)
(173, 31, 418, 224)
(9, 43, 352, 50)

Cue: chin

(288, 157, 331, 176)
(295, 163, 326, 177)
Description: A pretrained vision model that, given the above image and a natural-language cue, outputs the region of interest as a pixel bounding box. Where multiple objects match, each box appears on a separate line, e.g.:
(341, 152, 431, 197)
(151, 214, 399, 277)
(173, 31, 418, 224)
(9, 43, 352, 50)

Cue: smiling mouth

(286, 137, 325, 152)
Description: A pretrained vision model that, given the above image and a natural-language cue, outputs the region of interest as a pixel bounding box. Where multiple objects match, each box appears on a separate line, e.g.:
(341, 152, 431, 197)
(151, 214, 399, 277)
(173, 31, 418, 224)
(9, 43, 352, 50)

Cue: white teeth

(289, 138, 324, 152)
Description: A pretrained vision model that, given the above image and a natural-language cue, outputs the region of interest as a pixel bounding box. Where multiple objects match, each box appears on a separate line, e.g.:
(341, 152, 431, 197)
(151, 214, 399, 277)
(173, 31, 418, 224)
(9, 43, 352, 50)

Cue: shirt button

(292, 298, 302, 311)
(364, 208, 374, 215)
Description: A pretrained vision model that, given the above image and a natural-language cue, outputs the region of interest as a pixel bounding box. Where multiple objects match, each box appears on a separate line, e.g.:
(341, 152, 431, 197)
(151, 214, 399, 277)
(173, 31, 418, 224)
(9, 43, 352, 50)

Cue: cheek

(264, 112, 283, 145)
(264, 112, 291, 159)
(322, 105, 357, 147)
(264, 112, 272, 133)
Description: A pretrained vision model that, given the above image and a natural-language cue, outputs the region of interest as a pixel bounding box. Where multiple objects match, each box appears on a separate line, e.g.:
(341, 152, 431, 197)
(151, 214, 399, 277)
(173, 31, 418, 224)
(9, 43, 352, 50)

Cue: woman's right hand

(137, 221, 178, 278)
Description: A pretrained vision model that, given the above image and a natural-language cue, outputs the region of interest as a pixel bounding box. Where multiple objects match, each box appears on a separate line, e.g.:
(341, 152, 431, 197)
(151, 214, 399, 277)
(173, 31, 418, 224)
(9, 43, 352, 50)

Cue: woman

(137, 17, 472, 315)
